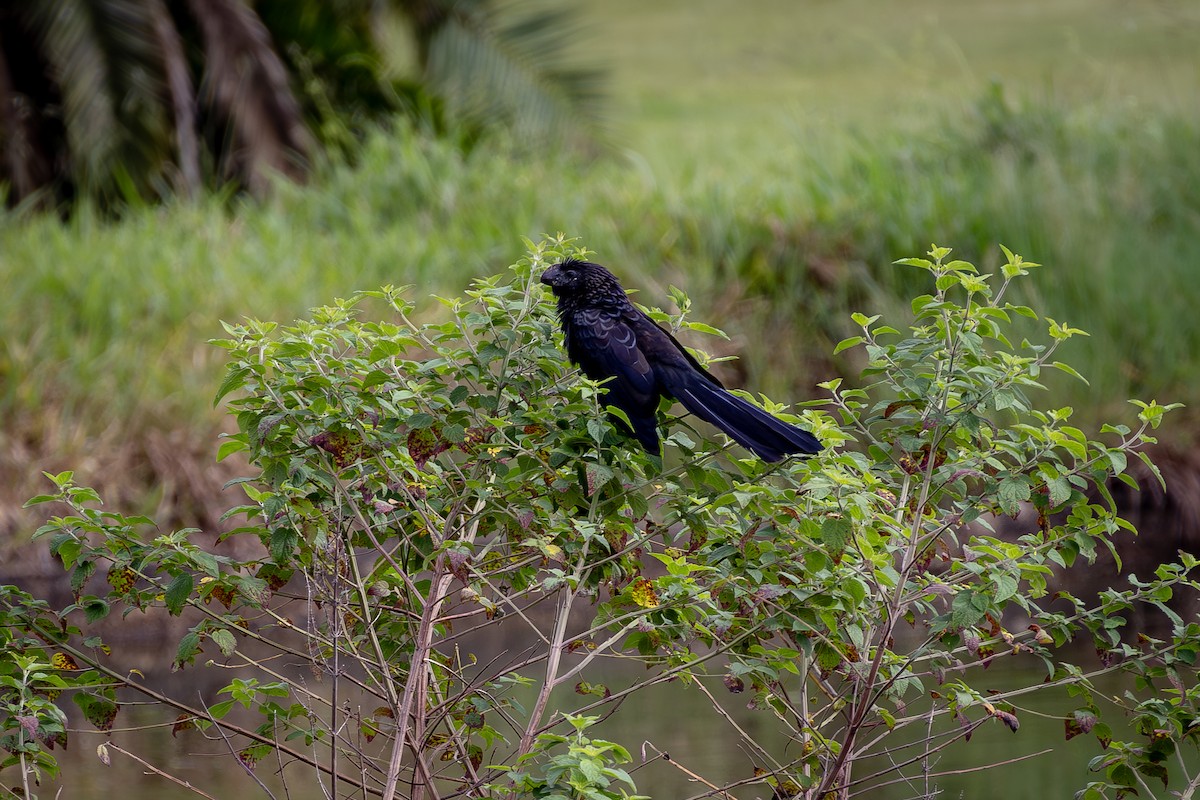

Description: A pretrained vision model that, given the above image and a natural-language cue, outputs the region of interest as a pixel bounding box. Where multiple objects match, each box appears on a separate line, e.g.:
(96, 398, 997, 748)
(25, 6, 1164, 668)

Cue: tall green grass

(2, 94, 1199, 540)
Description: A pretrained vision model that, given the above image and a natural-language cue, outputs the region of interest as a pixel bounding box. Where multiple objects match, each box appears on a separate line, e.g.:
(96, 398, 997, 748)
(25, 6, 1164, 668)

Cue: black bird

(540, 258, 821, 461)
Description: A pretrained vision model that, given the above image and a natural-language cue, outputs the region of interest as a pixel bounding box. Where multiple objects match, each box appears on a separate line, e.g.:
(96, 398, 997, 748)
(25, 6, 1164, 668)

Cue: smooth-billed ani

(540, 258, 821, 461)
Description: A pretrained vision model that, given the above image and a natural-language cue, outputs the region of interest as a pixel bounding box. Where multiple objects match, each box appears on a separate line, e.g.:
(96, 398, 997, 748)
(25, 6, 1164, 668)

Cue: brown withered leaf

(1064, 709, 1097, 741)
(40, 729, 67, 750)
(630, 578, 659, 608)
(462, 425, 497, 452)
(172, 714, 196, 738)
(1028, 623, 1054, 645)
(256, 564, 293, 592)
(209, 584, 236, 609)
(16, 715, 38, 738)
(82, 698, 118, 732)
(52, 653, 79, 671)
(107, 565, 136, 595)
(984, 702, 1019, 733)
(574, 681, 611, 699)
(977, 645, 995, 667)
(955, 710, 974, 742)
(448, 551, 471, 584)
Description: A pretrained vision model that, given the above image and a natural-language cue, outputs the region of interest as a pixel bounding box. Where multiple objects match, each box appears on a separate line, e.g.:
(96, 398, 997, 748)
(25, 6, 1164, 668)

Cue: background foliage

(0, 0, 603, 208)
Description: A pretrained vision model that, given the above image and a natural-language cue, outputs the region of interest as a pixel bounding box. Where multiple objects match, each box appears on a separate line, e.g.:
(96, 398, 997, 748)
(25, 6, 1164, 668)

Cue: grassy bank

(3, 91, 1200, 541)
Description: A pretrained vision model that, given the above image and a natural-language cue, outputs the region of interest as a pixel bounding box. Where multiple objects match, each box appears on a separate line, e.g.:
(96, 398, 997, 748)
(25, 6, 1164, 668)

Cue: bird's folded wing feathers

(568, 309, 657, 409)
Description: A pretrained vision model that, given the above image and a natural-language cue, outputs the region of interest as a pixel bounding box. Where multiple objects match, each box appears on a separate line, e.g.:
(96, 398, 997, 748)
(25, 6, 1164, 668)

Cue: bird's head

(539, 258, 625, 305)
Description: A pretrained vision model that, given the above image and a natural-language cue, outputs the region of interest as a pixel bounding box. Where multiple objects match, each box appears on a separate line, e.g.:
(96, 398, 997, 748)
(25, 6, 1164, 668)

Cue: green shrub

(5, 237, 1196, 799)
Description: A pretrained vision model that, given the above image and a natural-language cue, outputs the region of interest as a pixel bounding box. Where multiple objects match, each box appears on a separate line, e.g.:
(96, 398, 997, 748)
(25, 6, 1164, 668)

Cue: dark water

(35, 655, 1179, 800)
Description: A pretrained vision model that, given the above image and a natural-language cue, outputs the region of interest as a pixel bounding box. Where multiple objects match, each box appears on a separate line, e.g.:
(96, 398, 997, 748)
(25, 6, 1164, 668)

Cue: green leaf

(84, 598, 110, 623)
(1046, 475, 1072, 507)
(1050, 361, 1089, 384)
(935, 273, 959, 291)
(216, 438, 248, 462)
(214, 367, 251, 406)
(190, 551, 221, 579)
(833, 336, 865, 355)
(992, 574, 1018, 603)
(951, 590, 988, 629)
(173, 631, 202, 671)
(270, 527, 299, 564)
(997, 477, 1031, 516)
(210, 628, 237, 657)
(164, 572, 194, 616)
(682, 321, 729, 339)
(845, 578, 867, 606)
(821, 517, 851, 553)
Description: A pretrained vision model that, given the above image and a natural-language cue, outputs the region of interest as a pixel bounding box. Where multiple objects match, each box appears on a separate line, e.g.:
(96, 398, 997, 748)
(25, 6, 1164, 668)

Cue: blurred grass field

(586, 0, 1200, 169)
(2, 0, 1199, 540)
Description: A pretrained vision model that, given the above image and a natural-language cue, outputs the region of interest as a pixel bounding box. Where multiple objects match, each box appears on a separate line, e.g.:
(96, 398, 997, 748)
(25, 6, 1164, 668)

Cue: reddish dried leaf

(1065, 709, 1097, 741)
(40, 729, 67, 750)
(986, 704, 1019, 733)
(955, 710, 974, 743)
(309, 429, 362, 468)
(462, 425, 496, 452)
(172, 714, 196, 738)
(406, 426, 449, 469)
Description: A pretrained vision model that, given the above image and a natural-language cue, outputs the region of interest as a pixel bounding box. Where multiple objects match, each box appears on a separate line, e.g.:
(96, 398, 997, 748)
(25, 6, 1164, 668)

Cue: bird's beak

(539, 265, 560, 287)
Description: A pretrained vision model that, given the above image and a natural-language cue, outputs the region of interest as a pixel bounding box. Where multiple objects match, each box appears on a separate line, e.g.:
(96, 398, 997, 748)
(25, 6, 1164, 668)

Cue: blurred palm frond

(409, 0, 607, 145)
(0, 0, 607, 212)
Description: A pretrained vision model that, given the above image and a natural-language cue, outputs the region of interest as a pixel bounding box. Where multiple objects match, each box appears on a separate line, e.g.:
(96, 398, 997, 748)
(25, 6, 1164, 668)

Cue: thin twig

(641, 742, 738, 800)
(102, 742, 222, 800)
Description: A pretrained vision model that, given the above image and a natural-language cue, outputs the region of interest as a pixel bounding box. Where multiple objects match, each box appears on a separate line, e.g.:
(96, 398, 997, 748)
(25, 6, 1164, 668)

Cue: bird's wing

(567, 308, 658, 411)
(630, 310, 725, 389)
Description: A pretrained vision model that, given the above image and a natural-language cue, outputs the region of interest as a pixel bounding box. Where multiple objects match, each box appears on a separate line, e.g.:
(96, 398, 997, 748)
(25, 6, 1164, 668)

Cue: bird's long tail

(670, 372, 821, 461)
